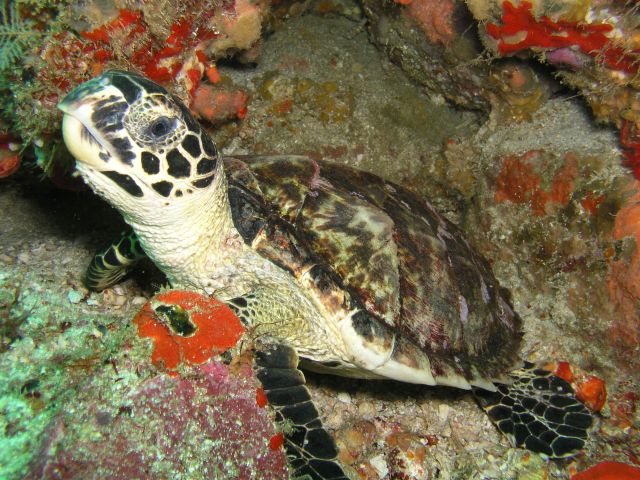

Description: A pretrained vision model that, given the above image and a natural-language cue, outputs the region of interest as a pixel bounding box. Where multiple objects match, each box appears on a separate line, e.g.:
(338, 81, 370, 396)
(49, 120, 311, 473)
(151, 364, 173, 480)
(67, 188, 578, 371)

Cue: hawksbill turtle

(58, 71, 593, 479)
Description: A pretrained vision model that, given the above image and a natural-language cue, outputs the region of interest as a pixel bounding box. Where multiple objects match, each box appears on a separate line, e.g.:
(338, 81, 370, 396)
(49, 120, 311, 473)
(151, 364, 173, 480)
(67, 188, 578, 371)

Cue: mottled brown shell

(224, 155, 522, 382)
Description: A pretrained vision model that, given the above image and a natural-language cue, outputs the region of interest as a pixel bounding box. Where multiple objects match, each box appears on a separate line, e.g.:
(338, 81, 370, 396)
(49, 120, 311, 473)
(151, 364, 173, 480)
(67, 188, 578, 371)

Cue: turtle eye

(148, 116, 176, 139)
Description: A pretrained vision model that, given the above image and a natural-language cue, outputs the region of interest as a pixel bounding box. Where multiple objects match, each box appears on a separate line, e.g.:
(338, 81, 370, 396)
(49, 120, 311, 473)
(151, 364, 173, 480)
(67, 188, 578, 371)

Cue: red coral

(487, 1, 640, 74)
(77, 8, 218, 86)
(607, 181, 640, 348)
(191, 84, 249, 124)
(206, 66, 222, 83)
(268, 432, 285, 451)
(134, 290, 244, 370)
(575, 375, 607, 412)
(494, 150, 578, 216)
(621, 120, 640, 180)
(0, 133, 20, 178)
(551, 362, 607, 412)
(554, 361, 574, 383)
(256, 387, 268, 407)
(571, 461, 640, 480)
(80, 9, 143, 43)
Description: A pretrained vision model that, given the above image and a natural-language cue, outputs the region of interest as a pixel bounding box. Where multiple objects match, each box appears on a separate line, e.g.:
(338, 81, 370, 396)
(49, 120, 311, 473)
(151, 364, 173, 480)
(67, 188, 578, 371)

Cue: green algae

(0, 267, 137, 478)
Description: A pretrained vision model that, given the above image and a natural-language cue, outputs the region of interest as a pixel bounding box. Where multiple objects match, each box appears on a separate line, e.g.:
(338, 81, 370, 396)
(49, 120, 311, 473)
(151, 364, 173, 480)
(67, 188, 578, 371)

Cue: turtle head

(58, 71, 219, 220)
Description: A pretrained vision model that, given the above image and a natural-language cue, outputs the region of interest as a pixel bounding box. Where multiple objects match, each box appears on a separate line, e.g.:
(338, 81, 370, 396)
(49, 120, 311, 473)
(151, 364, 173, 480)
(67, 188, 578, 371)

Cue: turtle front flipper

(86, 230, 146, 291)
(254, 340, 350, 480)
(473, 362, 593, 458)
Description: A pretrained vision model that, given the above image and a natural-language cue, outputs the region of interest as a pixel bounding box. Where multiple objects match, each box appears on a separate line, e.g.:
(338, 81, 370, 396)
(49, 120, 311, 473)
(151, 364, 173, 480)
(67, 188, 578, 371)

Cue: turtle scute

(228, 155, 523, 384)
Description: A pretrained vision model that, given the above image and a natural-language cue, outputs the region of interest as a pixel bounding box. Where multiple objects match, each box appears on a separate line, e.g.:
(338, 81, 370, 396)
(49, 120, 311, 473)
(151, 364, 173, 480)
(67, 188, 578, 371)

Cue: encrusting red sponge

(134, 290, 245, 370)
(571, 461, 640, 480)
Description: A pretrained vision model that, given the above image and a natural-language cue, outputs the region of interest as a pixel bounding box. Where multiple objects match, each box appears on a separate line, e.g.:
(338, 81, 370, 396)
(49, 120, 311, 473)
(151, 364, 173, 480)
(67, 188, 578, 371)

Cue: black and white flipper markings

(85, 230, 146, 291)
(473, 362, 593, 458)
(254, 340, 349, 480)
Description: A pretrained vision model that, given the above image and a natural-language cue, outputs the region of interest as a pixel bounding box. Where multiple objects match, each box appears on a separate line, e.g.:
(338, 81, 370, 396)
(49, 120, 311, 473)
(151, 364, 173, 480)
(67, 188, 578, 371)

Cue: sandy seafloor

(1, 4, 638, 480)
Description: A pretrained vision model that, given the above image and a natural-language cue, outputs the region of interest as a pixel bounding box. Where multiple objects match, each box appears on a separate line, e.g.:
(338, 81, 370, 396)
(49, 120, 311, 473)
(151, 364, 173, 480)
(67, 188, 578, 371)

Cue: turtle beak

(58, 73, 127, 170)
(60, 111, 107, 170)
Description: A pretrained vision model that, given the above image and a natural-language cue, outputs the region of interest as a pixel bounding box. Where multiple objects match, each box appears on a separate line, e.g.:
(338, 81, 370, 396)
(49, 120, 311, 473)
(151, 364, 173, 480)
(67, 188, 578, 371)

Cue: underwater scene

(1, 0, 639, 478)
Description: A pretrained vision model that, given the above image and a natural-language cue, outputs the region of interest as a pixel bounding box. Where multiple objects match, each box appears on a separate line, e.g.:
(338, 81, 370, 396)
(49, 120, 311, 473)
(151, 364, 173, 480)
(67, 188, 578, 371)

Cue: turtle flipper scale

(473, 362, 593, 458)
(254, 340, 350, 480)
(85, 230, 146, 291)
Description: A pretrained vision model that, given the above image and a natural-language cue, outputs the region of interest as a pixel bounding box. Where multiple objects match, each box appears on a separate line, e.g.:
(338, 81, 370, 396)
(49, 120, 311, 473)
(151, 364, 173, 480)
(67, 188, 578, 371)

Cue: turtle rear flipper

(86, 230, 146, 291)
(254, 340, 350, 480)
(473, 362, 593, 458)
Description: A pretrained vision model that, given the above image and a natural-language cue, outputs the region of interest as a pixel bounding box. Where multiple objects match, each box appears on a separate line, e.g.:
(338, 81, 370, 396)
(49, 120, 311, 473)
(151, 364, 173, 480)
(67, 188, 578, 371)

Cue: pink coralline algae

(26, 361, 287, 479)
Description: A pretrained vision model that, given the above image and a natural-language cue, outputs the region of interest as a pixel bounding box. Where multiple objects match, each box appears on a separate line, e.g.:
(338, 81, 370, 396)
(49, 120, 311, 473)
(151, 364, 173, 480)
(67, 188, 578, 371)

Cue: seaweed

(0, 1, 39, 73)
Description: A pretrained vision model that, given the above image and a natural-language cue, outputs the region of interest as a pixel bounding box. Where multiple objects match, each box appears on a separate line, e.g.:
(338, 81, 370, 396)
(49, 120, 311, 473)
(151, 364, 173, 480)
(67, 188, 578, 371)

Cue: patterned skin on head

(59, 70, 218, 204)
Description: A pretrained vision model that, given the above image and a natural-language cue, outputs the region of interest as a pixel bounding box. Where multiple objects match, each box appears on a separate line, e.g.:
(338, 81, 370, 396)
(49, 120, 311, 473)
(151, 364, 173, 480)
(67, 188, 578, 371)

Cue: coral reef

(484, 1, 638, 74)
(361, 0, 485, 109)
(0, 0, 268, 177)
(361, 0, 555, 120)
(359, 0, 640, 178)
(470, 0, 640, 177)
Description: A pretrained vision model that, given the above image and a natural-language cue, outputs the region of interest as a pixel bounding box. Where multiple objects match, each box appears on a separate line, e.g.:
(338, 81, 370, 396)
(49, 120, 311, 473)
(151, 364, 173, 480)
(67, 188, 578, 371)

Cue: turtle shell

(223, 155, 522, 384)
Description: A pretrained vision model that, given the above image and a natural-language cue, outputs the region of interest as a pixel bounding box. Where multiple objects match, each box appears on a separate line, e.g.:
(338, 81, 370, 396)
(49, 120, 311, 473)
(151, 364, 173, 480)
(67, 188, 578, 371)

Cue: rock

(337, 391, 351, 403)
(67, 290, 84, 304)
(438, 403, 450, 423)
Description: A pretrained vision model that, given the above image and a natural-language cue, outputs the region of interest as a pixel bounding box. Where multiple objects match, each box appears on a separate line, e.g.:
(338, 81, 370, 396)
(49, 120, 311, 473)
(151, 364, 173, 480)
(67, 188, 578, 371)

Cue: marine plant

(0, 0, 70, 178)
(0, 2, 35, 74)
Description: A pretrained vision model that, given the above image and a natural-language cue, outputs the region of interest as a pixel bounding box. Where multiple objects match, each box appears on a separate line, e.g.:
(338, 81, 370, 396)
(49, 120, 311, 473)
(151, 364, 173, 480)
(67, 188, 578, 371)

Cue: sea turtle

(58, 71, 593, 478)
